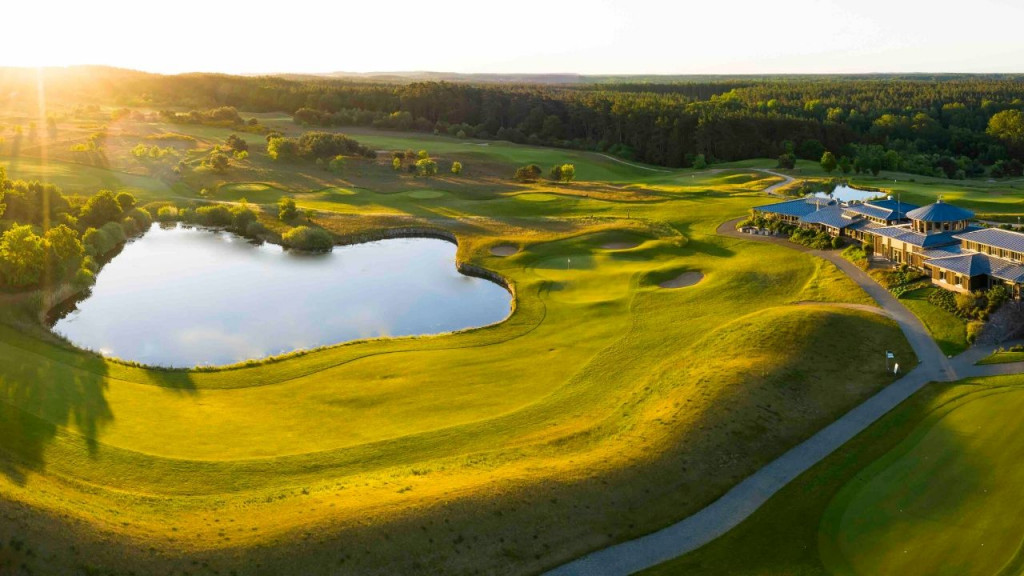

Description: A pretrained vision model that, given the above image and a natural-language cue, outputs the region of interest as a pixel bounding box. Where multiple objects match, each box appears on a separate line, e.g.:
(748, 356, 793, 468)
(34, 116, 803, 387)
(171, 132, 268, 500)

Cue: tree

(78, 190, 123, 229)
(514, 164, 543, 181)
(988, 110, 1024, 149)
(838, 155, 852, 174)
(451, 161, 463, 175)
(115, 191, 137, 211)
(267, 136, 298, 160)
(0, 225, 46, 287)
(278, 197, 298, 221)
(205, 152, 230, 172)
(777, 153, 796, 169)
(559, 164, 575, 183)
(44, 224, 84, 276)
(329, 155, 346, 174)
(820, 151, 838, 173)
(417, 149, 429, 160)
(549, 165, 563, 181)
(692, 154, 707, 169)
(415, 158, 438, 177)
(392, 157, 402, 171)
(798, 139, 825, 161)
(282, 226, 333, 251)
(225, 134, 248, 152)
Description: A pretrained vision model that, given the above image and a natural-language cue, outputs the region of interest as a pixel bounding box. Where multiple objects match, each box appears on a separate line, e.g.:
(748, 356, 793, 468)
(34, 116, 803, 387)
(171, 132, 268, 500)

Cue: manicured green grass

(0, 121, 920, 574)
(978, 351, 1024, 365)
(0, 154, 181, 201)
(646, 376, 1024, 576)
(900, 286, 968, 356)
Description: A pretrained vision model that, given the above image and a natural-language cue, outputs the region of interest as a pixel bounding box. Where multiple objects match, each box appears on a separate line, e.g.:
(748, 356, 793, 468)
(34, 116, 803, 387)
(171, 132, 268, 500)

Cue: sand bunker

(601, 241, 641, 250)
(659, 271, 704, 288)
(490, 244, 519, 256)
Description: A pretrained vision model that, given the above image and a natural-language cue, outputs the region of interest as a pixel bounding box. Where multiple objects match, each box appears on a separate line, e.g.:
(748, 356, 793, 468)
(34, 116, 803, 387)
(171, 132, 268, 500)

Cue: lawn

(899, 286, 969, 356)
(0, 123, 918, 575)
(978, 350, 1024, 365)
(645, 375, 1024, 576)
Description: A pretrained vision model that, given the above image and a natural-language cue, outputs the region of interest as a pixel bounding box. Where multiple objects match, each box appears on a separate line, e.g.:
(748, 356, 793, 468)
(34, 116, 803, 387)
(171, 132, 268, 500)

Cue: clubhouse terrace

(753, 195, 1024, 299)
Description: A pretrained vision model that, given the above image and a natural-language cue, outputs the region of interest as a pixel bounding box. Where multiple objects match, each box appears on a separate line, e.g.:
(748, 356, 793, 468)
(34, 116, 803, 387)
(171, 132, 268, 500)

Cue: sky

(6, 0, 1024, 75)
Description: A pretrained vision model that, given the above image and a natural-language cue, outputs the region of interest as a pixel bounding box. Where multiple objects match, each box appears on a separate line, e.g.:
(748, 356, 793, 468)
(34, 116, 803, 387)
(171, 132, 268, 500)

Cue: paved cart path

(546, 216, 1022, 576)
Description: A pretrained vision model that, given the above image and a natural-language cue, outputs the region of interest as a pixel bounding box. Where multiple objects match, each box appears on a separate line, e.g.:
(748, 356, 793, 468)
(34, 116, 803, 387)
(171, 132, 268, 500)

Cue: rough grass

(645, 376, 1024, 576)
(0, 120, 916, 575)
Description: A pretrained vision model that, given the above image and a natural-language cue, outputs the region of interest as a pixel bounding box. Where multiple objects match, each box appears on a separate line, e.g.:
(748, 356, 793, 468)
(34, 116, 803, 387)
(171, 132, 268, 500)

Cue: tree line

(8, 67, 1024, 177)
(0, 169, 153, 290)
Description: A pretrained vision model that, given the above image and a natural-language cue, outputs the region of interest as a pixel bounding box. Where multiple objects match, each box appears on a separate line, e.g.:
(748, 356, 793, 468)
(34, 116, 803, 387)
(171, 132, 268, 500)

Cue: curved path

(547, 217, 1024, 576)
(596, 154, 674, 173)
(754, 168, 795, 195)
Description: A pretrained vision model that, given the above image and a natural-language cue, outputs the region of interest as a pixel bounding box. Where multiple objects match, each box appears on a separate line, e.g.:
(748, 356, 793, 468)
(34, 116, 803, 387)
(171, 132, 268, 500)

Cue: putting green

(407, 189, 445, 199)
(820, 385, 1024, 576)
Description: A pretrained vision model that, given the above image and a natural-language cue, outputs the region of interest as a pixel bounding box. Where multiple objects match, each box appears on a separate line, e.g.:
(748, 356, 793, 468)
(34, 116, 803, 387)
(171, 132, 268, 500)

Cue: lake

(52, 224, 512, 367)
(813, 184, 885, 203)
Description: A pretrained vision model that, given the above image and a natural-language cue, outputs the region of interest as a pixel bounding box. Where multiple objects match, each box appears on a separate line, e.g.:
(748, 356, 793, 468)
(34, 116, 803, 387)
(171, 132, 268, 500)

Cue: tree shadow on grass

(0, 349, 114, 484)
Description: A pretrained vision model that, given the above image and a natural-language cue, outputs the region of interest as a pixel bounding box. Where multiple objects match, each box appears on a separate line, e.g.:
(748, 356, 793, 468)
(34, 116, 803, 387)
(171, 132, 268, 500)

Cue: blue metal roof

(927, 252, 1024, 283)
(921, 245, 963, 259)
(801, 205, 857, 229)
(905, 200, 974, 223)
(753, 196, 836, 218)
(869, 225, 977, 248)
(844, 199, 919, 221)
(955, 228, 1024, 253)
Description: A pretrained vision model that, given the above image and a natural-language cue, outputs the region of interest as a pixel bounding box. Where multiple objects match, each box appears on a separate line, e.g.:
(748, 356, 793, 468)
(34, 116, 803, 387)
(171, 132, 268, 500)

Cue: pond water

(814, 185, 886, 203)
(52, 224, 512, 367)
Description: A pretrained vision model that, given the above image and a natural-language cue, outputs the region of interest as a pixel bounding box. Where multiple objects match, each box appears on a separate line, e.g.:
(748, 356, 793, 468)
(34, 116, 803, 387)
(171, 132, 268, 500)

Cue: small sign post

(885, 350, 894, 373)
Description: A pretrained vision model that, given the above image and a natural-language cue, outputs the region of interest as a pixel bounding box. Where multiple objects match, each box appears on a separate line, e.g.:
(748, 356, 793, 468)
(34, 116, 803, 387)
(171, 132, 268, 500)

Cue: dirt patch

(659, 271, 704, 288)
(490, 244, 519, 257)
(602, 241, 640, 250)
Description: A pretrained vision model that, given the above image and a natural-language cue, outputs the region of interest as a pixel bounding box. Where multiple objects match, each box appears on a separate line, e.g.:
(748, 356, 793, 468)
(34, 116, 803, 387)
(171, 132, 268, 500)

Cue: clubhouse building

(753, 195, 1024, 298)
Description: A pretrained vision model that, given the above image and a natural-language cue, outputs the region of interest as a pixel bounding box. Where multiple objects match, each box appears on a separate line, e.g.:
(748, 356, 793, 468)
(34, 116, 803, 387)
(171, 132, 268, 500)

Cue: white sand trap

(490, 244, 519, 256)
(659, 271, 704, 288)
(602, 241, 640, 250)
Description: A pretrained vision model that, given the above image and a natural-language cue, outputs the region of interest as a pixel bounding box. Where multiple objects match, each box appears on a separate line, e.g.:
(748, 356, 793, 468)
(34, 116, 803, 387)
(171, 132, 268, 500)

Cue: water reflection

(52, 224, 512, 367)
(813, 184, 885, 203)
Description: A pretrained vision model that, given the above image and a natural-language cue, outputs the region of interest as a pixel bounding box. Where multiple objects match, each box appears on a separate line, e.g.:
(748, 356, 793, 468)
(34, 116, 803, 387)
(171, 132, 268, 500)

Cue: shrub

(841, 245, 869, 269)
(928, 287, 958, 314)
(282, 226, 333, 251)
(245, 221, 267, 237)
(967, 321, 985, 344)
(954, 292, 982, 316)
(986, 285, 1010, 312)
(100, 221, 126, 245)
(514, 164, 542, 181)
(126, 207, 153, 230)
(157, 206, 179, 222)
(194, 205, 234, 226)
(74, 266, 96, 287)
(415, 158, 438, 177)
(278, 197, 298, 221)
(231, 205, 258, 231)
